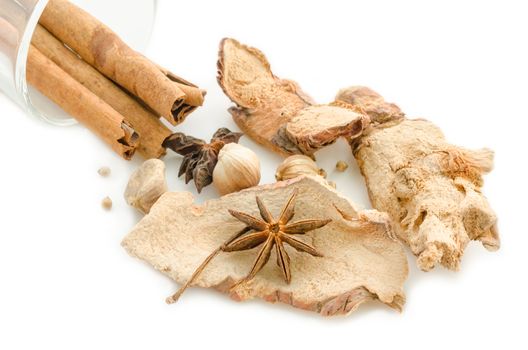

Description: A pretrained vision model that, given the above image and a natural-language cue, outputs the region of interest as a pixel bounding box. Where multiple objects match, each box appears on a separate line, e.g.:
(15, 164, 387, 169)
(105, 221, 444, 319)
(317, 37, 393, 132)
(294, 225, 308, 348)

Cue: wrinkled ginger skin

(217, 38, 312, 155)
(336, 86, 404, 125)
(337, 87, 499, 271)
(217, 38, 368, 157)
(122, 176, 408, 316)
(125, 159, 168, 214)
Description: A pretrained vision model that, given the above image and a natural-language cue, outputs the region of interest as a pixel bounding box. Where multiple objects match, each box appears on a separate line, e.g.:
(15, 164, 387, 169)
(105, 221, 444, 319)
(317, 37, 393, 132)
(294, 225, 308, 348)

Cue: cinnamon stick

(27, 46, 138, 159)
(39, 0, 205, 126)
(31, 25, 171, 159)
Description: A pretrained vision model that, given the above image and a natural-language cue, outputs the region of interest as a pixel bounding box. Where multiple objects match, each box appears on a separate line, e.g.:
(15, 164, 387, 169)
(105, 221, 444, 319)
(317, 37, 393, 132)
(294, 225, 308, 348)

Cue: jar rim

(14, 0, 63, 124)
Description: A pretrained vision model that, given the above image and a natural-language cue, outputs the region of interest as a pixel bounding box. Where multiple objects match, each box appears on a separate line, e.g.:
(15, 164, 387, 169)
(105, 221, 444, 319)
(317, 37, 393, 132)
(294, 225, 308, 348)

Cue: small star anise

(163, 128, 243, 192)
(166, 189, 331, 304)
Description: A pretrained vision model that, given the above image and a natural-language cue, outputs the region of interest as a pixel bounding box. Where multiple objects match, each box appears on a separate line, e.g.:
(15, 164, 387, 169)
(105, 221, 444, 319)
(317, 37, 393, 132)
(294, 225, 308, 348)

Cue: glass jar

(0, 0, 157, 125)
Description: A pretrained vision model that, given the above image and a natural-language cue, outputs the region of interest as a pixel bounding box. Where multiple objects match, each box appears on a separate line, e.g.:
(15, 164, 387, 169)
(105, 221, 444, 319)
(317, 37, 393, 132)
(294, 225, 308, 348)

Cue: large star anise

(226, 189, 331, 286)
(166, 189, 331, 304)
(163, 128, 243, 193)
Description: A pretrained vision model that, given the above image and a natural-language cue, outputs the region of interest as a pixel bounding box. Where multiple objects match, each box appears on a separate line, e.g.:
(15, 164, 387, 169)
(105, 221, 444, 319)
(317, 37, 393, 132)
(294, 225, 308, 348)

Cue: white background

(1, 0, 527, 349)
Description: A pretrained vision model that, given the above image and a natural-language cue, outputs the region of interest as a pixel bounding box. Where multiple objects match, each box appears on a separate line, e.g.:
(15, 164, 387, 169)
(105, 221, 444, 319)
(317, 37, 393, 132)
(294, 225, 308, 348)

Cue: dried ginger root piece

(284, 102, 369, 154)
(217, 38, 369, 156)
(336, 86, 499, 271)
(125, 159, 168, 214)
(336, 86, 404, 125)
(122, 176, 408, 316)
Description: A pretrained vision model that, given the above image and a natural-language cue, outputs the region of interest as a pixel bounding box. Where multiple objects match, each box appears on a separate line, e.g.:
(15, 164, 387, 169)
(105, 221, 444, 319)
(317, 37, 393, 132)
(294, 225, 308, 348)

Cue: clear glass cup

(0, 0, 157, 125)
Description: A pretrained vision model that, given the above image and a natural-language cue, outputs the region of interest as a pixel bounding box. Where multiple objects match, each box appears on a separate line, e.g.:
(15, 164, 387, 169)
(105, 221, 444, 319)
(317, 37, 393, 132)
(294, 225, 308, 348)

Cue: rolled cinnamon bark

(27, 46, 138, 159)
(39, 0, 205, 126)
(31, 25, 171, 159)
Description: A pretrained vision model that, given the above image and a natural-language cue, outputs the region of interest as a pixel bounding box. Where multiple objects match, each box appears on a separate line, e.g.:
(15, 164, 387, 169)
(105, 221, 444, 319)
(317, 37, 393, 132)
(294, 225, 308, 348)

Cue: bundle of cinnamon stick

(28, 0, 205, 159)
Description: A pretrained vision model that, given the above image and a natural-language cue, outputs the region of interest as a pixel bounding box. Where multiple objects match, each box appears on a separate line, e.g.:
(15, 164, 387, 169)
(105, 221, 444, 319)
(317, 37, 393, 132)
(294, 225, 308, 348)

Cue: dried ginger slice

(217, 38, 369, 156)
(285, 102, 369, 155)
(122, 176, 408, 316)
(336, 86, 404, 125)
(337, 86, 500, 271)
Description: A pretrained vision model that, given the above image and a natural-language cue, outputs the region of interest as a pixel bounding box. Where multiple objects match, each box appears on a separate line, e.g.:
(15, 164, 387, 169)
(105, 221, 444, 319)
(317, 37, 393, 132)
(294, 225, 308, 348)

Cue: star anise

(163, 128, 243, 192)
(166, 189, 331, 304)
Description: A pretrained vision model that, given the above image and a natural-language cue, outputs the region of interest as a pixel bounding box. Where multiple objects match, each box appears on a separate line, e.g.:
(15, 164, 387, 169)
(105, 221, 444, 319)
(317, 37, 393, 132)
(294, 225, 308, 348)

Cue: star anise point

(226, 190, 330, 288)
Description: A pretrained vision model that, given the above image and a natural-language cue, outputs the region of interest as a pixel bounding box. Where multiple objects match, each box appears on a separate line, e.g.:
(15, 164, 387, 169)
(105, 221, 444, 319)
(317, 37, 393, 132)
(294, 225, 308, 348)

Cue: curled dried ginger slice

(122, 176, 408, 316)
(285, 102, 370, 155)
(218, 38, 368, 156)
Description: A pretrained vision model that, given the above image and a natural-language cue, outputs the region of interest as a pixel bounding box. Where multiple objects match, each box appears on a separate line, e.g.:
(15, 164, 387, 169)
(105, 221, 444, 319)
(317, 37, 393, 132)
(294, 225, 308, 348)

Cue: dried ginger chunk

(337, 86, 499, 271)
(285, 102, 369, 154)
(124, 159, 168, 214)
(336, 86, 404, 125)
(122, 176, 408, 316)
(218, 38, 368, 156)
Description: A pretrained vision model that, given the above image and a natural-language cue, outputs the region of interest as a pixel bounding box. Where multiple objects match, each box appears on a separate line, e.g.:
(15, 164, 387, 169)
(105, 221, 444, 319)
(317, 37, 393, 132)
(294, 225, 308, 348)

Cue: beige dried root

(336, 86, 404, 125)
(125, 159, 168, 214)
(217, 38, 369, 157)
(337, 86, 499, 271)
(122, 176, 408, 316)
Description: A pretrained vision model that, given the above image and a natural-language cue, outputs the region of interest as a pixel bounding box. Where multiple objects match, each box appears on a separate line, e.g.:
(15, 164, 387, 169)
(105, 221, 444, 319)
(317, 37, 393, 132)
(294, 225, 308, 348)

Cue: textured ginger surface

(122, 176, 408, 316)
(337, 87, 499, 271)
(218, 38, 368, 156)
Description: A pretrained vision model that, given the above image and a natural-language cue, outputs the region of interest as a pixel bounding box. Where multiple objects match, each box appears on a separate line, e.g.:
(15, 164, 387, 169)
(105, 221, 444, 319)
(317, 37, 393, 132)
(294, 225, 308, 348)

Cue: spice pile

(121, 38, 499, 316)
(28, 1, 499, 317)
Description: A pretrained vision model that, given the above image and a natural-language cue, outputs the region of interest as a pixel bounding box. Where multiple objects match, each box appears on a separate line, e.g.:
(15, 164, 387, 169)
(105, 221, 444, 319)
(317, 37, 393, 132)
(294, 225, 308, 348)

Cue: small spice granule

(336, 161, 349, 172)
(98, 166, 111, 177)
(318, 168, 327, 179)
(102, 196, 113, 210)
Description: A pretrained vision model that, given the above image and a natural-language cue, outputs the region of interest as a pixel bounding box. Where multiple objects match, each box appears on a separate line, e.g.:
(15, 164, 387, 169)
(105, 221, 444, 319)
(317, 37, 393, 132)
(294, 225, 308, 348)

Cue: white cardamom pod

(275, 155, 335, 188)
(275, 155, 321, 181)
(213, 143, 261, 195)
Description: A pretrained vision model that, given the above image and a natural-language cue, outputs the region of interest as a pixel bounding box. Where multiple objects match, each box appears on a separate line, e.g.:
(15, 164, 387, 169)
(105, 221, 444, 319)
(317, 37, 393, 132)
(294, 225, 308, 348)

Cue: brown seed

(318, 168, 327, 179)
(102, 196, 113, 210)
(98, 166, 111, 177)
(336, 161, 349, 172)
